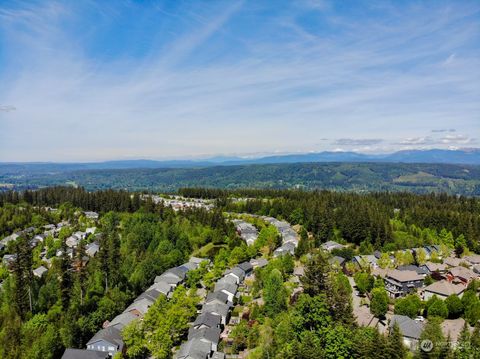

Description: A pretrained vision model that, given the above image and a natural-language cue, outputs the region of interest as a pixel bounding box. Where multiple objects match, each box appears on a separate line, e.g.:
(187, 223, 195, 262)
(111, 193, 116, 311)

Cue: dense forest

(0, 186, 479, 358)
(1, 162, 480, 195)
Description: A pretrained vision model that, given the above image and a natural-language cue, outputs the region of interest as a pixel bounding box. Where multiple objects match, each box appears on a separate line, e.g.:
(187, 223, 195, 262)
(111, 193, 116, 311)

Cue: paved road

(348, 276, 378, 327)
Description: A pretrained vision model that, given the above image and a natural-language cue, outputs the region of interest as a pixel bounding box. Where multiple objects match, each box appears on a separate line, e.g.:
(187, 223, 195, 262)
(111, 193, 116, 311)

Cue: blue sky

(0, 0, 479, 161)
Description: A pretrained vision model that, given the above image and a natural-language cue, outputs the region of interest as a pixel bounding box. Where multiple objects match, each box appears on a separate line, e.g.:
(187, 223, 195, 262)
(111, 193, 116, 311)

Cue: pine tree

(386, 323, 407, 359)
(455, 322, 472, 359)
(302, 251, 330, 296)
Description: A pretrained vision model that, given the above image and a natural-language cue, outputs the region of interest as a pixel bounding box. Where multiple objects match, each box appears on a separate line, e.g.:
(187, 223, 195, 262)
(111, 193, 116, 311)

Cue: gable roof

(397, 265, 428, 275)
(237, 261, 253, 273)
(86, 326, 124, 348)
(61, 349, 109, 359)
(177, 338, 211, 359)
(148, 281, 173, 296)
(124, 298, 154, 316)
(214, 279, 238, 296)
(107, 312, 138, 330)
(193, 312, 222, 329)
(424, 280, 465, 297)
(449, 266, 477, 281)
(155, 273, 183, 285)
(202, 302, 229, 318)
(206, 291, 229, 305)
(225, 267, 245, 281)
(188, 326, 222, 345)
(386, 269, 424, 283)
(422, 262, 448, 272)
(390, 315, 424, 340)
(33, 266, 48, 277)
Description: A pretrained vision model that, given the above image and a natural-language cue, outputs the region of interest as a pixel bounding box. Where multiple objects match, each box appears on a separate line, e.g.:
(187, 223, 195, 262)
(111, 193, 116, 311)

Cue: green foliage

(370, 287, 389, 318)
(353, 272, 374, 295)
(418, 317, 446, 359)
(263, 268, 287, 317)
(427, 296, 448, 319)
(445, 295, 463, 319)
(394, 294, 422, 318)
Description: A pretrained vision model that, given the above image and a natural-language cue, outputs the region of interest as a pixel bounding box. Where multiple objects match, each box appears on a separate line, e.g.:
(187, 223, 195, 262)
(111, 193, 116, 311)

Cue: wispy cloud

(0, 1, 479, 161)
(0, 105, 16, 112)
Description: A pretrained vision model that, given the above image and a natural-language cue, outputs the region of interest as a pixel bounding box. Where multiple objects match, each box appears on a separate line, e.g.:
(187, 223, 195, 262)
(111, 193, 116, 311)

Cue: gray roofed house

(84, 211, 99, 220)
(423, 280, 465, 301)
(33, 265, 48, 278)
(214, 279, 238, 302)
(189, 256, 210, 268)
(124, 297, 154, 316)
(164, 266, 188, 280)
(155, 273, 183, 286)
(273, 242, 296, 257)
(206, 291, 230, 306)
(389, 315, 424, 350)
(148, 281, 174, 297)
(86, 326, 124, 356)
(177, 338, 211, 359)
(250, 257, 268, 268)
(188, 326, 222, 351)
(397, 265, 428, 276)
(193, 312, 222, 329)
(135, 288, 162, 303)
(384, 270, 424, 298)
(107, 311, 138, 330)
(85, 242, 100, 257)
(237, 261, 253, 275)
(225, 267, 245, 284)
(329, 256, 346, 267)
(61, 348, 109, 359)
(202, 302, 230, 325)
(321, 240, 345, 252)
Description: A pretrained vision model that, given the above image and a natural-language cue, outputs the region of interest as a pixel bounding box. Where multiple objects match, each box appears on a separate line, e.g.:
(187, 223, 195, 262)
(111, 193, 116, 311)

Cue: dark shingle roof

(390, 315, 424, 340)
(188, 326, 221, 344)
(177, 338, 211, 359)
(193, 312, 222, 329)
(86, 326, 124, 348)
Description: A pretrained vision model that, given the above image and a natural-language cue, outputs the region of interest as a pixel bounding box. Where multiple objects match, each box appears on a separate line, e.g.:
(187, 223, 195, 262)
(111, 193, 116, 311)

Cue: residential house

(177, 338, 211, 359)
(389, 315, 424, 350)
(148, 281, 174, 297)
(106, 312, 138, 330)
(85, 242, 100, 257)
(61, 349, 109, 359)
(188, 326, 222, 352)
(202, 302, 230, 325)
(250, 257, 268, 269)
(86, 326, 124, 357)
(463, 255, 480, 267)
(154, 266, 187, 287)
(329, 256, 346, 267)
(353, 255, 378, 270)
(384, 270, 424, 298)
(447, 266, 477, 285)
(273, 242, 296, 257)
(84, 211, 99, 220)
(237, 261, 253, 276)
(420, 262, 448, 275)
(224, 267, 245, 284)
(423, 280, 465, 301)
(66, 236, 80, 248)
(397, 265, 428, 276)
(206, 291, 230, 306)
(193, 312, 222, 330)
(2, 254, 17, 267)
(444, 256, 463, 268)
(124, 297, 154, 316)
(321, 241, 345, 252)
(214, 277, 238, 302)
(33, 265, 48, 278)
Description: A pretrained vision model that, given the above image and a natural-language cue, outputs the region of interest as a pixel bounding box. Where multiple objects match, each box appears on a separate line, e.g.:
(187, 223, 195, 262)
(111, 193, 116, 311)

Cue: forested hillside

(1, 162, 479, 195)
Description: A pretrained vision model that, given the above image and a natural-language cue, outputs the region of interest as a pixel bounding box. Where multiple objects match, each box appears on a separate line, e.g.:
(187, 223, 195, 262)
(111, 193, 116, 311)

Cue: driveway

(348, 276, 378, 327)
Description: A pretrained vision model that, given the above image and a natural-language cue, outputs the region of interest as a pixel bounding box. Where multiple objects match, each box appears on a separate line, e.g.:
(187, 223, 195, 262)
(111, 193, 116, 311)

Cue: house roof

(148, 281, 173, 296)
(188, 326, 222, 344)
(424, 280, 465, 297)
(135, 288, 162, 303)
(177, 338, 211, 359)
(61, 349, 108, 359)
(155, 273, 182, 285)
(386, 269, 424, 283)
(444, 256, 462, 267)
(193, 312, 222, 328)
(225, 267, 245, 281)
(250, 257, 268, 268)
(397, 265, 428, 275)
(321, 241, 344, 250)
(237, 261, 253, 273)
(164, 266, 188, 280)
(86, 326, 124, 348)
(214, 279, 238, 296)
(422, 262, 448, 272)
(202, 302, 229, 318)
(206, 291, 229, 305)
(124, 298, 154, 316)
(390, 315, 424, 340)
(33, 266, 48, 277)
(108, 312, 138, 329)
(211, 352, 225, 359)
(329, 256, 346, 266)
(449, 266, 477, 281)
(463, 255, 480, 265)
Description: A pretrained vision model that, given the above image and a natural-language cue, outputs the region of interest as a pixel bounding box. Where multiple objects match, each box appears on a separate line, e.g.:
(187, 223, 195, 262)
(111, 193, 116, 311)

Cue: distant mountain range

(1, 149, 480, 174)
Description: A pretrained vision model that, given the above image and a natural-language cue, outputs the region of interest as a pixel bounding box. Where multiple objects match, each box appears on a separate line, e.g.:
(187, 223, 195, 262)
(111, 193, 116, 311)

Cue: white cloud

(0, 1, 479, 161)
